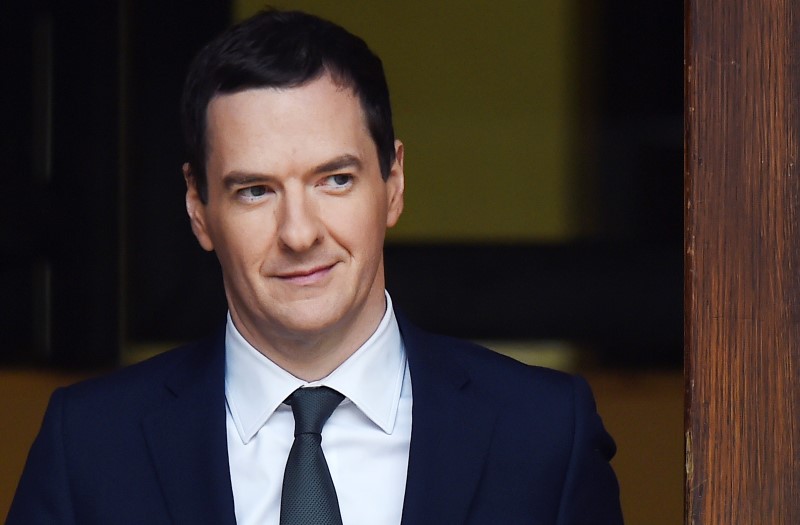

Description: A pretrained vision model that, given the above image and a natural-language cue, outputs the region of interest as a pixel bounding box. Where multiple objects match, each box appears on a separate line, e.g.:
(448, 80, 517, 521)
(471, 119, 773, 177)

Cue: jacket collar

(139, 311, 496, 525)
(398, 312, 498, 524)
(141, 329, 237, 525)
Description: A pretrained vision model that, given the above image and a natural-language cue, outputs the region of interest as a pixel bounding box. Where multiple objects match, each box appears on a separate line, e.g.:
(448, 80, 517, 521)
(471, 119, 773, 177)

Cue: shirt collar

(225, 292, 406, 444)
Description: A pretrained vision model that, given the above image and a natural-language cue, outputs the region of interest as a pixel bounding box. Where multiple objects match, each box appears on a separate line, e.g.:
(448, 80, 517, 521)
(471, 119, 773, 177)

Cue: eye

(238, 185, 271, 201)
(322, 174, 354, 190)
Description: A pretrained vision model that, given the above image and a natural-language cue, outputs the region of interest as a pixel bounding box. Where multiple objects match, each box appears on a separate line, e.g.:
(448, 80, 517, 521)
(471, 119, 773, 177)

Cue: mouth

(275, 263, 336, 285)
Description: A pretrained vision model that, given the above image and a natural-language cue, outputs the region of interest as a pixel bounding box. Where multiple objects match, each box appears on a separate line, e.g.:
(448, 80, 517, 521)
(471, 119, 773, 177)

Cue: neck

(230, 292, 387, 382)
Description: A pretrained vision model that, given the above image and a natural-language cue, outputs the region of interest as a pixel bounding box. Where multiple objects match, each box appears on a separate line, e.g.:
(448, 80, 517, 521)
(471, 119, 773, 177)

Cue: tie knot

(286, 387, 344, 435)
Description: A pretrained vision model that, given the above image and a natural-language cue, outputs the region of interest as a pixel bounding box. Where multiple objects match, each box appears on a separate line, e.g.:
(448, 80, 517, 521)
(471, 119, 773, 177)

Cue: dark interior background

(0, 0, 682, 368)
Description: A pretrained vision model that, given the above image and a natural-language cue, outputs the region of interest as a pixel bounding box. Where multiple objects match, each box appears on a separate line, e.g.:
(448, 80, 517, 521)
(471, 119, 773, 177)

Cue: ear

(385, 140, 405, 228)
(183, 163, 215, 252)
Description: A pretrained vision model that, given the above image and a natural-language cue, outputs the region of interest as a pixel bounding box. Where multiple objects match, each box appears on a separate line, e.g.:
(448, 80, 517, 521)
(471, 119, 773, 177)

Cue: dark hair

(181, 9, 395, 201)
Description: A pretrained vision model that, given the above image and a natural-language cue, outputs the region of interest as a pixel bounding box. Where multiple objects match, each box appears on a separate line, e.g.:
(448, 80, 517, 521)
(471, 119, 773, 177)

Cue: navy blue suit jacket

(8, 315, 623, 524)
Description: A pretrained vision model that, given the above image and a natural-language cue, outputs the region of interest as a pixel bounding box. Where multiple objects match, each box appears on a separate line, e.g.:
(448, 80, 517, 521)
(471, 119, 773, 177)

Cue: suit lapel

(138, 315, 495, 524)
(398, 316, 498, 524)
(142, 330, 237, 525)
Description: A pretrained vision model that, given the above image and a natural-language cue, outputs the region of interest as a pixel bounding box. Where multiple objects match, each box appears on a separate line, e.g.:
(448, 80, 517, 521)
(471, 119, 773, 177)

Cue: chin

(271, 304, 348, 335)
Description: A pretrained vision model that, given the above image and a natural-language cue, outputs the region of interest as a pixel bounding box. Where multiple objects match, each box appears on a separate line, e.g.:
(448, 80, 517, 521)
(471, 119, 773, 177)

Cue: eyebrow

(221, 154, 363, 190)
(313, 154, 363, 174)
(222, 172, 273, 190)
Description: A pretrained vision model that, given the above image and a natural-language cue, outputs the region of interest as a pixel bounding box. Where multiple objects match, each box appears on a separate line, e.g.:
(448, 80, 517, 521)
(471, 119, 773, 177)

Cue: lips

(274, 263, 336, 285)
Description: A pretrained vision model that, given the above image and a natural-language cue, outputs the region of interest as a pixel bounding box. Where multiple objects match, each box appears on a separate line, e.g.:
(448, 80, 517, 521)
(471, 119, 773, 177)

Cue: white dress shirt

(225, 292, 412, 525)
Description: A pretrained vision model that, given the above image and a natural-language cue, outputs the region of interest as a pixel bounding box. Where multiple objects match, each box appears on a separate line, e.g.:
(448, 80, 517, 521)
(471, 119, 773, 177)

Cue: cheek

(324, 197, 387, 250)
(211, 211, 276, 266)
(351, 219, 388, 268)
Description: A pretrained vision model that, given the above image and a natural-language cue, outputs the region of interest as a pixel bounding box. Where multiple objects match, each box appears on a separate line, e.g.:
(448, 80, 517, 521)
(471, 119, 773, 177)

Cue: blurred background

(0, 0, 682, 522)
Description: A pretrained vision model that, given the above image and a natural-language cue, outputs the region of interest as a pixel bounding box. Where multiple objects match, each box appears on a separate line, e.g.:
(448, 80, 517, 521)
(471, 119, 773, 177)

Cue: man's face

(185, 75, 404, 354)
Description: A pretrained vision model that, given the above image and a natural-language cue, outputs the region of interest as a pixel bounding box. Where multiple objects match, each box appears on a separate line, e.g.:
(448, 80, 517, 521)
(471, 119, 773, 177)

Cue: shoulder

(399, 318, 604, 440)
(56, 331, 223, 419)
(404, 322, 580, 400)
(439, 333, 571, 382)
(444, 333, 593, 409)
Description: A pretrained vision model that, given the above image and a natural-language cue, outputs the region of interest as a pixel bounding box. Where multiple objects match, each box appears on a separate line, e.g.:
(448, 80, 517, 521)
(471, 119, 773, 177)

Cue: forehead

(204, 77, 374, 172)
(205, 76, 370, 143)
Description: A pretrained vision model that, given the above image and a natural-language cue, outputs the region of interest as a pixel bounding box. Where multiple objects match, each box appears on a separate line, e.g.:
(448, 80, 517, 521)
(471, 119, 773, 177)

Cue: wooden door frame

(685, 0, 800, 522)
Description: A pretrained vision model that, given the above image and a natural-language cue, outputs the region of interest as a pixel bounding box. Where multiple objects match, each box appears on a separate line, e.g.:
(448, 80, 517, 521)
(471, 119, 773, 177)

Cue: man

(8, 9, 623, 525)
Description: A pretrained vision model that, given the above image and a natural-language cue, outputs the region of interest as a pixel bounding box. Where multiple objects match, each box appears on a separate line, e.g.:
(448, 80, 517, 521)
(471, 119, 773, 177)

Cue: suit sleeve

(6, 388, 77, 525)
(556, 376, 624, 525)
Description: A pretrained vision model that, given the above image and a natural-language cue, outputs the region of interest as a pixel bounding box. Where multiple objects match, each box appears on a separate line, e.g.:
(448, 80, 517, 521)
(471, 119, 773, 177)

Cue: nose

(276, 186, 322, 252)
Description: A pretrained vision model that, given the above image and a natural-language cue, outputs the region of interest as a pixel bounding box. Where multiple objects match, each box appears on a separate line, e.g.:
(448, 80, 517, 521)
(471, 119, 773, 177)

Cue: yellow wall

(234, 1, 578, 241)
(0, 370, 92, 521)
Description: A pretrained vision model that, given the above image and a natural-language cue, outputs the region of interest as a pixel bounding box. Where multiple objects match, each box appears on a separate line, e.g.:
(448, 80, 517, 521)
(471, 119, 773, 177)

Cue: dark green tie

(280, 386, 345, 525)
